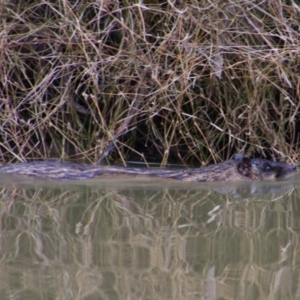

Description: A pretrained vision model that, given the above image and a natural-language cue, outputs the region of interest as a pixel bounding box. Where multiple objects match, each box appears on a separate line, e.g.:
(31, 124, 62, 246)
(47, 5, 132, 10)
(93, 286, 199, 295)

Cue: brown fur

(176, 156, 296, 182)
(0, 155, 296, 182)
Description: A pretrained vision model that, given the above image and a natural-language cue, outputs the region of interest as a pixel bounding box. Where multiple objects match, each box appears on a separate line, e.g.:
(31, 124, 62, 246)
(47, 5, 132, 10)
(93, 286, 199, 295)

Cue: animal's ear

(234, 153, 244, 161)
(237, 157, 252, 176)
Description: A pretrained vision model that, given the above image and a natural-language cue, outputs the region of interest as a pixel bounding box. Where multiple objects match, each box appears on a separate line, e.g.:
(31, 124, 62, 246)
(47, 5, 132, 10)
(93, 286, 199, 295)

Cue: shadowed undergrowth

(1, 0, 300, 165)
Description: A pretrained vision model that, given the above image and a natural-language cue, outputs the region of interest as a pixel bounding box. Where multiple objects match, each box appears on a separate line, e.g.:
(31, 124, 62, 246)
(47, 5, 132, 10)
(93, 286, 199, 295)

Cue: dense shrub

(1, 0, 299, 165)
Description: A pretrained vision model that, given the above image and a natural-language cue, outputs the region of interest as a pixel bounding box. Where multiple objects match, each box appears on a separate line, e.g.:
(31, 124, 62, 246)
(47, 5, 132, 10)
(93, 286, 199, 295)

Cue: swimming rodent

(0, 154, 296, 182)
(176, 154, 296, 181)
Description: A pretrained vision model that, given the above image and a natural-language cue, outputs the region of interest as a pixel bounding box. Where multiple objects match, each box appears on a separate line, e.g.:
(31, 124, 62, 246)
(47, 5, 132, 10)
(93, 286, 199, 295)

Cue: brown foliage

(1, 0, 299, 165)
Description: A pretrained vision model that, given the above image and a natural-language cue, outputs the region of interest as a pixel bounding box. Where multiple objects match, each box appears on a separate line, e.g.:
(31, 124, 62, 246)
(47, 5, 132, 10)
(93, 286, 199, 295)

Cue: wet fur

(0, 155, 296, 182)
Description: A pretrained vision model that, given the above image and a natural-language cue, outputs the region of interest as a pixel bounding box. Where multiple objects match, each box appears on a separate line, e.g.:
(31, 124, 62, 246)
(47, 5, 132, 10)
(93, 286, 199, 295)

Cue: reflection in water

(0, 177, 299, 299)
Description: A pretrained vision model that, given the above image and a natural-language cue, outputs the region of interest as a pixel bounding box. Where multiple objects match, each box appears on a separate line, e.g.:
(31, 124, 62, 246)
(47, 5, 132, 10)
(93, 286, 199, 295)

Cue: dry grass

(1, 0, 300, 165)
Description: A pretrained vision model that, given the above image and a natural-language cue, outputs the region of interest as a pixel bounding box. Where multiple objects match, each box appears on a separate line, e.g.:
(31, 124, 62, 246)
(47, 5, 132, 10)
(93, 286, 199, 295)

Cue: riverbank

(1, 1, 299, 165)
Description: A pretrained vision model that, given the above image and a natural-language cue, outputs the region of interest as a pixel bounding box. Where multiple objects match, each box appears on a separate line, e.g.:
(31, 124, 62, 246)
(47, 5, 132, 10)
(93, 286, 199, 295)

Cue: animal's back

(0, 155, 296, 182)
(177, 159, 250, 182)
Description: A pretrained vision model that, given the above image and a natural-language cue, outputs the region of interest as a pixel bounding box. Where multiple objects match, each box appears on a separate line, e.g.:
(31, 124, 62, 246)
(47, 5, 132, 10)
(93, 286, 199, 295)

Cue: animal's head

(250, 158, 297, 180)
(234, 154, 297, 180)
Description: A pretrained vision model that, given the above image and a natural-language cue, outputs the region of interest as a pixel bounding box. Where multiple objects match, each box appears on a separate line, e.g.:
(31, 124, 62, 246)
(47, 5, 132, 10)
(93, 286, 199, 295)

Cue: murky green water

(0, 174, 299, 300)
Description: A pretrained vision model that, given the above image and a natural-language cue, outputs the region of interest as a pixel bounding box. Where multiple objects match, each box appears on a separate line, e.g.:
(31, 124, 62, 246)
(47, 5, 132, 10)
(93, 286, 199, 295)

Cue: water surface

(0, 174, 299, 300)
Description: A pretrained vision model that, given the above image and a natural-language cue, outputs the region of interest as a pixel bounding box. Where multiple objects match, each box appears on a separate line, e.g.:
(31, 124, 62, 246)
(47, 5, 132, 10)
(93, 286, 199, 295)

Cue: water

(0, 174, 299, 300)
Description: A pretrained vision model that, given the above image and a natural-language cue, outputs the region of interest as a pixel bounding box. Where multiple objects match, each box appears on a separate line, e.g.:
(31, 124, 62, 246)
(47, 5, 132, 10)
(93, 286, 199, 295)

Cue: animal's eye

(264, 163, 272, 172)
